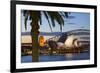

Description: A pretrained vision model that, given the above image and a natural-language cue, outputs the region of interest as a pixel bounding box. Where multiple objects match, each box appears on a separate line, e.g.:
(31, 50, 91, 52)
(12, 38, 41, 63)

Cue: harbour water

(21, 52, 90, 63)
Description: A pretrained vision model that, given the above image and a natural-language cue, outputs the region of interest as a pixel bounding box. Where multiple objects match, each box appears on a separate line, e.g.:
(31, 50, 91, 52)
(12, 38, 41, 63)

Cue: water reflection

(65, 54, 73, 60)
(21, 52, 90, 63)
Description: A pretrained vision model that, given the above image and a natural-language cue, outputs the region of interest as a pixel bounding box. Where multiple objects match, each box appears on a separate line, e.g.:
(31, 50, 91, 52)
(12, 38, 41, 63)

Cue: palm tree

(22, 10, 69, 62)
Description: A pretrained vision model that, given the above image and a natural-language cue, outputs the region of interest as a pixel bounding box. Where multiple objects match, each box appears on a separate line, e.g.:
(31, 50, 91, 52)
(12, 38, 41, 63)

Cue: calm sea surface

(21, 52, 90, 63)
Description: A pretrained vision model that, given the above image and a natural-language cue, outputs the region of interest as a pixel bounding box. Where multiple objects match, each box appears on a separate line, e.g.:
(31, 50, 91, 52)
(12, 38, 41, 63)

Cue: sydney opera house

(21, 29, 90, 55)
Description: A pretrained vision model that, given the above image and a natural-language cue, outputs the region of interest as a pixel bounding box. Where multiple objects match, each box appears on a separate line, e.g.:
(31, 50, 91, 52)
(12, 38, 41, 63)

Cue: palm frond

(48, 12, 64, 25)
(47, 12, 64, 31)
(24, 12, 28, 30)
(39, 12, 42, 25)
(64, 12, 69, 18)
(22, 10, 69, 32)
(43, 11, 53, 32)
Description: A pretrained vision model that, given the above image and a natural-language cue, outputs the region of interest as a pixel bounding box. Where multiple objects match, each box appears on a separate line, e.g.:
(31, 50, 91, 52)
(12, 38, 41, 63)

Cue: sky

(21, 11, 90, 33)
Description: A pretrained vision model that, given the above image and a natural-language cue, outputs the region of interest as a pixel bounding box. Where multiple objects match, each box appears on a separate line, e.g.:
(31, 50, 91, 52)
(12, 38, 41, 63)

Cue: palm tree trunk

(31, 30, 39, 62)
(30, 11, 40, 62)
